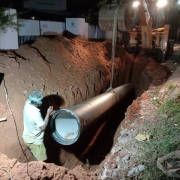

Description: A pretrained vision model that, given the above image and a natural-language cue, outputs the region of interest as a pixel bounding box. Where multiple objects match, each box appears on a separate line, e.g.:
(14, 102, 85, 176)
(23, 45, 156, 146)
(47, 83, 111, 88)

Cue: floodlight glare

(157, 0, 167, 7)
(178, 0, 180, 4)
(133, 1, 139, 7)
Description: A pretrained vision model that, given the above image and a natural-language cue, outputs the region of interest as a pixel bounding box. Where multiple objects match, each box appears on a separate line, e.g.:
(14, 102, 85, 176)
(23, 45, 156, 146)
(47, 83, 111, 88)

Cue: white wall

(66, 18, 88, 38)
(83, 23, 89, 38)
(88, 25, 96, 39)
(0, 9, 18, 50)
(88, 25, 105, 39)
(18, 19, 40, 36)
(40, 21, 65, 35)
(95, 26, 105, 39)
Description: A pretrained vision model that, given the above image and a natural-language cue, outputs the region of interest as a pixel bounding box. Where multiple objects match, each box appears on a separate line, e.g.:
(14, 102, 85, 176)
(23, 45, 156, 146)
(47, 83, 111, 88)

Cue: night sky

(0, 0, 106, 22)
(1, 0, 180, 30)
(0, 0, 103, 12)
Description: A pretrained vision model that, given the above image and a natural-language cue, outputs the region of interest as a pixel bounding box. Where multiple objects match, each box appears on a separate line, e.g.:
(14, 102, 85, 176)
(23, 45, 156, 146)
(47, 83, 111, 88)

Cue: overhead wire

(2, 77, 34, 180)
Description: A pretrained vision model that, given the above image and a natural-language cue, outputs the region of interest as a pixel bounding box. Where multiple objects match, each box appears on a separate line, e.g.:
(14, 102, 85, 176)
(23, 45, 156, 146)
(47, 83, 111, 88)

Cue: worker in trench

(22, 90, 53, 161)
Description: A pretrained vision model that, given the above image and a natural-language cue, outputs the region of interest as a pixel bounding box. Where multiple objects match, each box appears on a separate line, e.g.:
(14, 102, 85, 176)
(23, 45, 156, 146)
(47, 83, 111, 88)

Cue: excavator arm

(98, 0, 171, 62)
(138, 0, 152, 48)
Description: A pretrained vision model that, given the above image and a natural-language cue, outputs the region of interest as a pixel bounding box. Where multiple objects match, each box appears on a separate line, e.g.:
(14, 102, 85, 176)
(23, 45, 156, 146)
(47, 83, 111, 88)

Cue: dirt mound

(0, 153, 97, 180)
(0, 35, 134, 163)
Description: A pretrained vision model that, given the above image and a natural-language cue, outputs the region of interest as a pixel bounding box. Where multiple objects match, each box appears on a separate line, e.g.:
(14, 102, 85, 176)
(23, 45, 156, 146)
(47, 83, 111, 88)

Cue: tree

(80, 0, 111, 24)
(0, 7, 19, 30)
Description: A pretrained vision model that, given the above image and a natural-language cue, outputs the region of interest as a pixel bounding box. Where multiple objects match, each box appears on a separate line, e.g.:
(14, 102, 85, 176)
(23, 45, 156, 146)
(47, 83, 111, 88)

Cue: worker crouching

(22, 90, 53, 161)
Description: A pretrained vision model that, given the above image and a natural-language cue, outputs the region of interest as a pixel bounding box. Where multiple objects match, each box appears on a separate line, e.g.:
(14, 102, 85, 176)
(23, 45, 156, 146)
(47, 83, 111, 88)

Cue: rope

(109, 0, 123, 88)
(3, 78, 34, 180)
(0, 167, 13, 180)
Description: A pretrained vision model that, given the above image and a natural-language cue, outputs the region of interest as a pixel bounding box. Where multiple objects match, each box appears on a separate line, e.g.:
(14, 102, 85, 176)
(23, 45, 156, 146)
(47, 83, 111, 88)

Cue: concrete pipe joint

(50, 83, 135, 145)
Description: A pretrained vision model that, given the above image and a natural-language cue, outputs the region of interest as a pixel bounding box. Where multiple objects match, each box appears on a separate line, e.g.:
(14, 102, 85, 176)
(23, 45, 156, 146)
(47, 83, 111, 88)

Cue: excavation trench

(0, 35, 172, 179)
(44, 84, 135, 170)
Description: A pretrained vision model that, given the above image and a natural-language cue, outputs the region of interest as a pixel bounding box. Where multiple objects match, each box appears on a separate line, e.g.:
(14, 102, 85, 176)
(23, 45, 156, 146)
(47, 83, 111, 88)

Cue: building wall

(18, 19, 40, 36)
(66, 18, 89, 38)
(88, 25, 105, 39)
(40, 21, 65, 35)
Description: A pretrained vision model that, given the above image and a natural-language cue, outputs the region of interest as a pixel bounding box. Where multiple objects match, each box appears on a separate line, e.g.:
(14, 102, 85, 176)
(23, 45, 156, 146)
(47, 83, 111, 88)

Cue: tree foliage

(0, 7, 19, 30)
(80, 0, 110, 24)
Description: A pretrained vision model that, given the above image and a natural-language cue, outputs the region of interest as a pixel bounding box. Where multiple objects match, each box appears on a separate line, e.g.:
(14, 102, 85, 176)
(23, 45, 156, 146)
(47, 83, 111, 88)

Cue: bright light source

(157, 0, 167, 7)
(31, 16, 35, 20)
(178, 0, 180, 4)
(133, 1, 139, 7)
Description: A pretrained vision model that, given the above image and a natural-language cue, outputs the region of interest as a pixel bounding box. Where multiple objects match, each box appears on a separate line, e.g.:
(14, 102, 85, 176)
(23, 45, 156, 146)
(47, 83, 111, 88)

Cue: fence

(0, 9, 116, 50)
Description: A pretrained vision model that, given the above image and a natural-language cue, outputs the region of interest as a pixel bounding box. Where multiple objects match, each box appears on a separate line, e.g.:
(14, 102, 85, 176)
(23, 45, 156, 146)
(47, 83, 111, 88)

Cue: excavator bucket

(98, 3, 133, 32)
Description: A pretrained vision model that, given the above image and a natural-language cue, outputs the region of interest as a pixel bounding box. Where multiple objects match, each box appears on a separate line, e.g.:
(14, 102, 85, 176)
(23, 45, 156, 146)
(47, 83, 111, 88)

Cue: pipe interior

(55, 110, 79, 140)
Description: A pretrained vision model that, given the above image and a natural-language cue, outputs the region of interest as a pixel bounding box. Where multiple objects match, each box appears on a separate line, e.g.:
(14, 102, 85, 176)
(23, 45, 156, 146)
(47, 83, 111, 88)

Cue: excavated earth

(0, 35, 177, 180)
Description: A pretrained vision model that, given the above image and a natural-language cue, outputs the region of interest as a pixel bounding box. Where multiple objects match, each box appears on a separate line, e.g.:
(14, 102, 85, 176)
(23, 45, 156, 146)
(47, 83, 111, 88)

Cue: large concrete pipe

(50, 83, 135, 145)
(98, 3, 133, 32)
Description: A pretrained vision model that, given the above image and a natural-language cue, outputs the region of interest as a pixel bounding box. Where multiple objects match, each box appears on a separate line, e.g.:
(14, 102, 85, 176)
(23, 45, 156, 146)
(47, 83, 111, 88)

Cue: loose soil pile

(0, 35, 173, 179)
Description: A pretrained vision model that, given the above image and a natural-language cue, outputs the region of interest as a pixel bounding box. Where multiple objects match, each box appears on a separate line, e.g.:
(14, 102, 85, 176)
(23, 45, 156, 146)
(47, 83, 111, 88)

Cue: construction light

(157, 0, 167, 7)
(133, 1, 139, 7)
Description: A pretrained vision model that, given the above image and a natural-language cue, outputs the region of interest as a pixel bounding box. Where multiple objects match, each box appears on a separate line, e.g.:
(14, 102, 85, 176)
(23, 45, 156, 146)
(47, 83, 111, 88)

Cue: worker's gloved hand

(47, 106, 53, 115)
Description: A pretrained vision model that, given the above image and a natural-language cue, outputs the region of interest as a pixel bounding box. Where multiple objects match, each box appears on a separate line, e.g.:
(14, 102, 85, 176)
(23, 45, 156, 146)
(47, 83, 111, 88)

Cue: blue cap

(29, 90, 43, 105)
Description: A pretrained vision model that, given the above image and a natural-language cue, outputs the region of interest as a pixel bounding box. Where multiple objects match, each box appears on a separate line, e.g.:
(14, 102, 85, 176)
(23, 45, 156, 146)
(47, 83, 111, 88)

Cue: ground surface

(97, 66, 180, 180)
(0, 36, 179, 179)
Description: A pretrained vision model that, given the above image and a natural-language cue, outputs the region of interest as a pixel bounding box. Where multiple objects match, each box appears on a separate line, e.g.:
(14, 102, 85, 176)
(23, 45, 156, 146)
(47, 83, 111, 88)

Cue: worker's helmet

(28, 90, 43, 105)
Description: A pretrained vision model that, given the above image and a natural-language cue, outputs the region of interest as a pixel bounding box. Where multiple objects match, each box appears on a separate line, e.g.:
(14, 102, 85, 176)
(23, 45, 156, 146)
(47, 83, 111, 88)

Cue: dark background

(1, 0, 180, 40)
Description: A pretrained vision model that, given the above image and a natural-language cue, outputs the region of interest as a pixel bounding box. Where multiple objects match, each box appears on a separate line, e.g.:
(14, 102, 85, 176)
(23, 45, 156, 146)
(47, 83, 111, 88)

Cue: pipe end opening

(51, 109, 80, 145)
